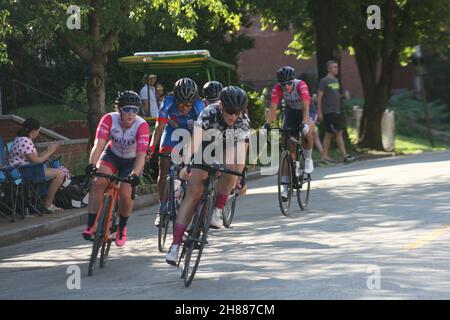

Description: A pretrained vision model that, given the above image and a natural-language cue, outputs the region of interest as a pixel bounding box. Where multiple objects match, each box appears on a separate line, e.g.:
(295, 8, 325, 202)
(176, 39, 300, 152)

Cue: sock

(304, 148, 312, 160)
(215, 192, 228, 210)
(87, 213, 96, 228)
(173, 223, 188, 245)
(119, 216, 129, 230)
(281, 176, 289, 184)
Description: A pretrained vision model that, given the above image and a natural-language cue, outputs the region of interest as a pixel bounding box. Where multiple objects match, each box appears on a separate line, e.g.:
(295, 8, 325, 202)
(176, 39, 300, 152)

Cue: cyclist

(263, 66, 314, 199)
(148, 78, 205, 227)
(165, 86, 249, 265)
(202, 81, 223, 106)
(82, 91, 150, 247)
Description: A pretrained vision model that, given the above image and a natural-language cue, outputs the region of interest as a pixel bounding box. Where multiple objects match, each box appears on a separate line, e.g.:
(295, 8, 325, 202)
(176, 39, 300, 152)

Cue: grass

(16, 103, 86, 126)
(346, 125, 447, 156)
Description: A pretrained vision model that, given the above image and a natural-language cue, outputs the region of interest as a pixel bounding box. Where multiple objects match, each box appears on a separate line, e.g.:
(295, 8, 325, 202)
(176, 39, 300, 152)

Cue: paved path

(1, 151, 449, 299)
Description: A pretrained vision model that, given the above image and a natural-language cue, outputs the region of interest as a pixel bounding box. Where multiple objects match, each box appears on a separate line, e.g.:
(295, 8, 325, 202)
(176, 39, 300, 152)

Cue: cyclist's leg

(83, 161, 115, 237)
(158, 127, 176, 211)
(171, 168, 208, 246)
(115, 156, 135, 246)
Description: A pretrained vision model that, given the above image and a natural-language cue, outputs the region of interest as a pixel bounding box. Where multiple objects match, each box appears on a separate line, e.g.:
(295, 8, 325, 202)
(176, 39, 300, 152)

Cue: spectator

(139, 73, 160, 117)
(8, 118, 66, 213)
(317, 61, 355, 163)
(309, 93, 328, 163)
(156, 83, 165, 104)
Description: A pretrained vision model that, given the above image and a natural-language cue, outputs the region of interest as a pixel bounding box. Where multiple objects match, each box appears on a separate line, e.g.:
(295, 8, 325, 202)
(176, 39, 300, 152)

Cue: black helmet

(220, 86, 248, 114)
(173, 77, 198, 103)
(202, 81, 223, 102)
(276, 66, 296, 83)
(116, 90, 141, 107)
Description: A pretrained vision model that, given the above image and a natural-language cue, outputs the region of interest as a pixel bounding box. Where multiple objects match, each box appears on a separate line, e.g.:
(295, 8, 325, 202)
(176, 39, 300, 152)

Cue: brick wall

(0, 119, 55, 143)
(35, 140, 89, 172)
(237, 17, 414, 98)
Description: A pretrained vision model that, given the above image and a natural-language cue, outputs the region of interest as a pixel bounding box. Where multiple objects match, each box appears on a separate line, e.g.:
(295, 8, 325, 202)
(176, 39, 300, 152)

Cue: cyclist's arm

(89, 138, 107, 165)
(149, 120, 165, 153)
(89, 114, 111, 165)
(266, 85, 282, 125)
(298, 81, 311, 124)
(133, 122, 150, 176)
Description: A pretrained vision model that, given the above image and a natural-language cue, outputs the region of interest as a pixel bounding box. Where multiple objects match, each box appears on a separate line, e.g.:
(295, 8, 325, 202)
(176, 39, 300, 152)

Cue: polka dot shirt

(8, 137, 37, 166)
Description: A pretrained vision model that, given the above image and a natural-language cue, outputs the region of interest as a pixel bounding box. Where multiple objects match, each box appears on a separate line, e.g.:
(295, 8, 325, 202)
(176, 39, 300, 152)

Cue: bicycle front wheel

(158, 176, 172, 253)
(223, 191, 237, 228)
(278, 150, 293, 216)
(182, 196, 213, 287)
(88, 196, 110, 276)
(100, 201, 118, 268)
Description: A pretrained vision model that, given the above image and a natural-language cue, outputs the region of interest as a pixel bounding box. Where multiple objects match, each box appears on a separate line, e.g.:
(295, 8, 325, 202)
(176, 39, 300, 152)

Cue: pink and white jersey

(271, 79, 311, 110)
(95, 112, 150, 159)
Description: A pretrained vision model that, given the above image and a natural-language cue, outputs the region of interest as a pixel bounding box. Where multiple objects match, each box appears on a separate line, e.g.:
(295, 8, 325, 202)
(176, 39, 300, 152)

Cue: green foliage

(0, 9, 12, 63)
(16, 104, 85, 126)
(246, 88, 267, 129)
(62, 83, 89, 111)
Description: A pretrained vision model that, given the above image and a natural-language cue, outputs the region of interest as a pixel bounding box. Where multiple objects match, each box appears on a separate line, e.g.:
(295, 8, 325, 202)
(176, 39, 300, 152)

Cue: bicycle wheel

(158, 176, 172, 253)
(296, 152, 311, 210)
(100, 201, 118, 268)
(222, 191, 237, 228)
(278, 150, 293, 216)
(182, 196, 213, 287)
(88, 196, 110, 276)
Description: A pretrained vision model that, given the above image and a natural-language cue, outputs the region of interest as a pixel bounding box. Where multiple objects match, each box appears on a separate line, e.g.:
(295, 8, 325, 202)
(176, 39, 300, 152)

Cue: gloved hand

(128, 174, 141, 187)
(262, 123, 270, 130)
(302, 123, 310, 136)
(85, 164, 97, 177)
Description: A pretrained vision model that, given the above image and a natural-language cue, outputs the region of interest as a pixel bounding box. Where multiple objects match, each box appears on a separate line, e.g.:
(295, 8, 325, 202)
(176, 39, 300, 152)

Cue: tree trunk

(86, 55, 107, 147)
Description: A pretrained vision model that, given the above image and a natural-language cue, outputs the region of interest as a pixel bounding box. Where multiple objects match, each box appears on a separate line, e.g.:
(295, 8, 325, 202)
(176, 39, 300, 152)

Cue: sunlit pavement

(1, 151, 450, 299)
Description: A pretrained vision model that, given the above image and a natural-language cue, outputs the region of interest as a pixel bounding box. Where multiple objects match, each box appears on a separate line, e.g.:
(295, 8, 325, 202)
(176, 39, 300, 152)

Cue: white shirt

(139, 84, 159, 117)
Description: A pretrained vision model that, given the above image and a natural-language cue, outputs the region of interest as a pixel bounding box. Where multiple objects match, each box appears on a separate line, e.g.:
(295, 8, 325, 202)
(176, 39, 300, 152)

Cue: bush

(247, 88, 267, 129)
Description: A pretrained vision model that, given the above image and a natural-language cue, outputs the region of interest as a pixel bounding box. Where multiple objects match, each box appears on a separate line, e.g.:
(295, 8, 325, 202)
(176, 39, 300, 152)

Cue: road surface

(1, 151, 449, 299)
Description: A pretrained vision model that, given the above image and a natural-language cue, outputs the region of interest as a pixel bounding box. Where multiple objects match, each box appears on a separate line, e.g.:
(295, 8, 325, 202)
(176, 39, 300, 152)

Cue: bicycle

(177, 163, 243, 287)
(222, 168, 247, 228)
(154, 153, 187, 253)
(272, 126, 312, 216)
(84, 172, 136, 276)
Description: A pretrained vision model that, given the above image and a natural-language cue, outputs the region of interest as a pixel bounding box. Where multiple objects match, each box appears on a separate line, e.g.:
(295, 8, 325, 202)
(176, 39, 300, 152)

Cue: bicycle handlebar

(198, 163, 243, 177)
(84, 172, 137, 200)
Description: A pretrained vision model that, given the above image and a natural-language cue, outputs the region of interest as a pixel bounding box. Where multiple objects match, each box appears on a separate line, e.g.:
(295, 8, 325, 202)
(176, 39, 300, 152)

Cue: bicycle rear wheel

(182, 196, 213, 287)
(222, 191, 237, 228)
(296, 153, 311, 210)
(278, 150, 293, 216)
(88, 196, 110, 276)
(158, 177, 172, 253)
(100, 201, 118, 268)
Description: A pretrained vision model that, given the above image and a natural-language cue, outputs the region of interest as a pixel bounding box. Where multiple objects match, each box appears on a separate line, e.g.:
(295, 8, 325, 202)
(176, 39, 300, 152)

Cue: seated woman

(8, 118, 65, 213)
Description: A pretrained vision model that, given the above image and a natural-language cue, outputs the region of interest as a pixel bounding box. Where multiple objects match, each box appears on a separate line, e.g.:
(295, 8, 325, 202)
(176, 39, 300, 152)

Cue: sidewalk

(0, 169, 268, 247)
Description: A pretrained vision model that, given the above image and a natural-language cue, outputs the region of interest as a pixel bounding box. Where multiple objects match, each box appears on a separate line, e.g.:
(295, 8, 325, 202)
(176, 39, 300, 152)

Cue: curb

(0, 171, 268, 248)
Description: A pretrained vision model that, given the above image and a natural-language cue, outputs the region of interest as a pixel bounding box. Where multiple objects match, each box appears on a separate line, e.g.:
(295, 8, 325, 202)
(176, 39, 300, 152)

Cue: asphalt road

(1, 150, 449, 299)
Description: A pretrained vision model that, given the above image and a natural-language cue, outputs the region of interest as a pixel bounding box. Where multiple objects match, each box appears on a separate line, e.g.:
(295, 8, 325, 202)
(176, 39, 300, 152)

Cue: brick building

(237, 18, 414, 97)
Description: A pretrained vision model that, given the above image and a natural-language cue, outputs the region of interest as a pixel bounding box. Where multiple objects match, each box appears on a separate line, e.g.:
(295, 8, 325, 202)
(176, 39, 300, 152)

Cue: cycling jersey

(157, 95, 205, 153)
(271, 79, 311, 110)
(96, 112, 150, 159)
(197, 103, 251, 142)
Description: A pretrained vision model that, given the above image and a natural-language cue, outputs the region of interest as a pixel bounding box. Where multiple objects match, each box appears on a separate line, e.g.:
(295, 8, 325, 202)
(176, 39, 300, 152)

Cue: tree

(0, 9, 12, 64)
(5, 0, 243, 143)
(249, 0, 450, 150)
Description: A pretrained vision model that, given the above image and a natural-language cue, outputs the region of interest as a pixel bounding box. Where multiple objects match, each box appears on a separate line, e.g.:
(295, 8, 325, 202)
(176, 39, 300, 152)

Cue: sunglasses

(177, 102, 193, 109)
(121, 105, 139, 114)
(223, 106, 242, 117)
(281, 80, 294, 87)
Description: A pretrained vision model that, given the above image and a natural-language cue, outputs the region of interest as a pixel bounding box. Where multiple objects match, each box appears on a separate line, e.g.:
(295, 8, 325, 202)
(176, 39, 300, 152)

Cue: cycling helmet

(220, 86, 248, 114)
(202, 81, 223, 102)
(173, 77, 198, 103)
(276, 66, 296, 83)
(116, 90, 141, 107)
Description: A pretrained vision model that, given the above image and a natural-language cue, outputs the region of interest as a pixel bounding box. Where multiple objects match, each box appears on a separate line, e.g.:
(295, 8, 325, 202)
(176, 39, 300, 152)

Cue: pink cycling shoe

(115, 227, 127, 247)
(82, 226, 95, 240)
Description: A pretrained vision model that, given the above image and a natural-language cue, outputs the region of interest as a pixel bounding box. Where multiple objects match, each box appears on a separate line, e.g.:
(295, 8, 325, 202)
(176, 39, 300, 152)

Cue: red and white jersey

(271, 79, 311, 110)
(95, 112, 150, 159)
